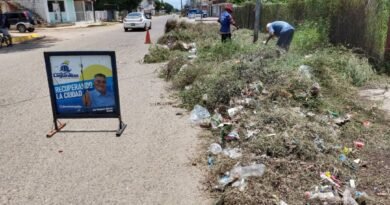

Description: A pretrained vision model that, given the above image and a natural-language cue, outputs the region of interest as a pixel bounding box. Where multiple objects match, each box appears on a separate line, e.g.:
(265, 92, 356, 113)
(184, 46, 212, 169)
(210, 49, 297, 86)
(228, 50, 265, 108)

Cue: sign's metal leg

(116, 119, 127, 137)
(47, 121, 66, 138)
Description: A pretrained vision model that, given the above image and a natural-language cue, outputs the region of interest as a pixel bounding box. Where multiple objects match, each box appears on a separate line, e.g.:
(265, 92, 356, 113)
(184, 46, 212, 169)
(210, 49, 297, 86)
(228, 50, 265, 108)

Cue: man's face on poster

(94, 75, 106, 94)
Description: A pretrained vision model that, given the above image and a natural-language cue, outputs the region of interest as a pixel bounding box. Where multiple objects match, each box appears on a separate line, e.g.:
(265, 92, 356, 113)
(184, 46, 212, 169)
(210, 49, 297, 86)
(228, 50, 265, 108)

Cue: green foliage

(304, 48, 375, 87)
(95, 0, 141, 11)
(155, 0, 175, 13)
(144, 46, 171, 63)
(292, 20, 329, 52)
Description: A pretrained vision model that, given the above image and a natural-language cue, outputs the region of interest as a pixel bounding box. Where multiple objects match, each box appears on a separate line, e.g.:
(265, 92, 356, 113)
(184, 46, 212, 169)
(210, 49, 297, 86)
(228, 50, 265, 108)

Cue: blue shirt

(268, 21, 294, 36)
(219, 11, 232, 34)
(89, 89, 115, 108)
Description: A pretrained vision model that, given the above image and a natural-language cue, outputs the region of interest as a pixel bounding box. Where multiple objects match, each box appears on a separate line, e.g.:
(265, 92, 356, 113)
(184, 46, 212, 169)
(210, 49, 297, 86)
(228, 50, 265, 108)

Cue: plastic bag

(190, 105, 210, 124)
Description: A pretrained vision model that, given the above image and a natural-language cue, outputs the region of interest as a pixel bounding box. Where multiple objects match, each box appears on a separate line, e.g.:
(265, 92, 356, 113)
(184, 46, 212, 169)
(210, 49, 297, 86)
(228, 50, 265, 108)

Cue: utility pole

(253, 0, 261, 43)
(92, 0, 96, 22)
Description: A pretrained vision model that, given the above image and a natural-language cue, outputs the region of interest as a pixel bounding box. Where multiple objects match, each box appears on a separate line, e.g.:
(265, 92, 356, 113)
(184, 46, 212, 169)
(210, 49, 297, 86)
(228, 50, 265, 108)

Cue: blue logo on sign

(53, 60, 79, 78)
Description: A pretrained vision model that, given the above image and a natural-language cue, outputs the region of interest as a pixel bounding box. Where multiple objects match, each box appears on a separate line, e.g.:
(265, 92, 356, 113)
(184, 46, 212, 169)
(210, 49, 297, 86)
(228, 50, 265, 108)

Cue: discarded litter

(279, 200, 288, 205)
(230, 163, 266, 179)
(314, 135, 325, 152)
(217, 163, 266, 190)
(211, 113, 223, 129)
(190, 105, 210, 124)
(209, 143, 222, 155)
(208, 155, 215, 168)
(298, 65, 312, 79)
(227, 106, 244, 118)
(362, 120, 371, 128)
(320, 172, 340, 187)
(225, 130, 240, 141)
(305, 191, 340, 202)
(222, 148, 242, 159)
(343, 188, 359, 205)
(334, 114, 352, 126)
(349, 179, 356, 188)
(353, 141, 365, 149)
(246, 129, 258, 139)
(342, 146, 353, 155)
(231, 178, 247, 192)
(339, 154, 347, 162)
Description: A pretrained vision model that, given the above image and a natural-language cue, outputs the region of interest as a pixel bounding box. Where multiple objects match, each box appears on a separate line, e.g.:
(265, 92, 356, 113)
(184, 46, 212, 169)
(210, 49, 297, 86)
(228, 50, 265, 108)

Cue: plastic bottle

(231, 164, 266, 178)
(209, 143, 222, 155)
(305, 191, 340, 202)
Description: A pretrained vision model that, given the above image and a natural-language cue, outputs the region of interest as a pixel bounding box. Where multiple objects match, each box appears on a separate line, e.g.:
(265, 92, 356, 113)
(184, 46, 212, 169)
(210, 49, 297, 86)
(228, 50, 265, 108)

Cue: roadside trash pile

(187, 62, 382, 204)
(145, 21, 389, 204)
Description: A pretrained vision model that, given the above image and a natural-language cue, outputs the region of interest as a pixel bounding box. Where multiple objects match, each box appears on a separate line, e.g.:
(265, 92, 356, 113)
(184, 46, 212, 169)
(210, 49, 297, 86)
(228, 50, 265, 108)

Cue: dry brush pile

(144, 19, 390, 205)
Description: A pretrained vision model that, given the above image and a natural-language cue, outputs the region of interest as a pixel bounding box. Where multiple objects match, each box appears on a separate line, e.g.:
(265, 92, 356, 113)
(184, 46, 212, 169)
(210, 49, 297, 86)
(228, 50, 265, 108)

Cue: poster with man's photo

(44, 52, 121, 118)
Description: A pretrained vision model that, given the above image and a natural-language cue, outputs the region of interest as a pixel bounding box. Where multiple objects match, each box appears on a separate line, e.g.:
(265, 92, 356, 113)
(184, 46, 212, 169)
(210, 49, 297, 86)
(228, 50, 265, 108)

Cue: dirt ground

(0, 16, 211, 204)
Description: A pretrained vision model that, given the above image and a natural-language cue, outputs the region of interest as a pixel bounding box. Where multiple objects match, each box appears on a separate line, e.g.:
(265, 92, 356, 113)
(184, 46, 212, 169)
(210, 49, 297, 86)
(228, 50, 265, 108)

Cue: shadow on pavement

(0, 36, 58, 54)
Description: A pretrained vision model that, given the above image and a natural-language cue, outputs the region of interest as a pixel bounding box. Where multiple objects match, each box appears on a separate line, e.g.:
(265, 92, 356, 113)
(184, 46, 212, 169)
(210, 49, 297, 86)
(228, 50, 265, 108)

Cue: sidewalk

(10, 32, 43, 44)
(40, 21, 119, 30)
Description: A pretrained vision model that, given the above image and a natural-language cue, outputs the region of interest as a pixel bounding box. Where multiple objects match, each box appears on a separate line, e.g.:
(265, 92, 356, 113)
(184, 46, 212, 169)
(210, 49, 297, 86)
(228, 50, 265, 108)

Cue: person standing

(218, 4, 239, 43)
(0, 9, 12, 47)
(264, 21, 294, 51)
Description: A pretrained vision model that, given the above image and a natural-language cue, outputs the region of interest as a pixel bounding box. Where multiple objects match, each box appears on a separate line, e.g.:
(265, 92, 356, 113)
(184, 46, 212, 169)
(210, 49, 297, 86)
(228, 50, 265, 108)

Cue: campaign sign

(44, 51, 121, 118)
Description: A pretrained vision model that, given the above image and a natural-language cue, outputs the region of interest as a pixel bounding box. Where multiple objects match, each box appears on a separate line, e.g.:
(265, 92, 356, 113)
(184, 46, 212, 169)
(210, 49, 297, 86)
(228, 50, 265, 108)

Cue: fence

(74, 10, 119, 22)
(234, 0, 390, 61)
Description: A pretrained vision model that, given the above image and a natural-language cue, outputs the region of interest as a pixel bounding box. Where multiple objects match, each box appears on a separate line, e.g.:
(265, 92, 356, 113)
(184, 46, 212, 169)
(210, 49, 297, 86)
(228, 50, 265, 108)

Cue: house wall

(14, 0, 50, 23)
(65, 0, 76, 22)
(47, 0, 76, 23)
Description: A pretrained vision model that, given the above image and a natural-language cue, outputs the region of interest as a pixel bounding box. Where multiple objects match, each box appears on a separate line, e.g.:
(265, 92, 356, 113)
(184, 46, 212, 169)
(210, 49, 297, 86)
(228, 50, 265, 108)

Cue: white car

(123, 12, 152, 31)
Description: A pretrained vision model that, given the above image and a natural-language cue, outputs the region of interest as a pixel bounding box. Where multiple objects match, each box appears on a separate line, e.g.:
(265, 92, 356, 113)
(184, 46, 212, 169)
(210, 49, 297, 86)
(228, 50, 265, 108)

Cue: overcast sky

(164, 0, 183, 9)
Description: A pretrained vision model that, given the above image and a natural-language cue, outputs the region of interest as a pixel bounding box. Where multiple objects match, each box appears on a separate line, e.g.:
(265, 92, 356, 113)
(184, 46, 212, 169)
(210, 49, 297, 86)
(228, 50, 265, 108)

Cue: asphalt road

(0, 16, 210, 205)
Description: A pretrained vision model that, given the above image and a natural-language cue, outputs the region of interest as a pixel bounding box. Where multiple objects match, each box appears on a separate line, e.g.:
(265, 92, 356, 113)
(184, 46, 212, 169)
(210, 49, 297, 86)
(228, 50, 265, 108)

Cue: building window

(48, 1, 65, 12)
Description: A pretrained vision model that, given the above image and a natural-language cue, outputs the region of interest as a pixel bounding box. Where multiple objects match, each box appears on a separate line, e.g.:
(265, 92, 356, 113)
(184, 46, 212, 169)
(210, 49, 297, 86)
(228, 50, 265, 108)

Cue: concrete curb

(12, 33, 45, 44)
(12, 34, 42, 44)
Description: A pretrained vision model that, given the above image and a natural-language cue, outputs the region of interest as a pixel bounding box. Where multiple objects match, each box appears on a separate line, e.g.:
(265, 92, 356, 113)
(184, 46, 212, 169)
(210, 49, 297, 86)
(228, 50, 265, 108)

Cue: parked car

(5, 11, 35, 33)
(123, 12, 151, 31)
(188, 9, 207, 19)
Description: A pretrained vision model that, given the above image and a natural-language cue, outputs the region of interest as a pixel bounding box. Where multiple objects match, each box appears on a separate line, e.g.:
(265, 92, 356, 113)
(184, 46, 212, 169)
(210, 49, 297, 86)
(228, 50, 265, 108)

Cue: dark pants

(277, 29, 294, 51)
(221, 33, 231, 43)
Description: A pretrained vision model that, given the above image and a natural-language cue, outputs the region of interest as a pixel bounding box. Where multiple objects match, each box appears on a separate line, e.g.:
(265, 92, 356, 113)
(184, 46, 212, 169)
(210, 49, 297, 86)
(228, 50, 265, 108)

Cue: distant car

(123, 12, 151, 32)
(5, 11, 35, 33)
(188, 9, 207, 19)
(187, 9, 197, 19)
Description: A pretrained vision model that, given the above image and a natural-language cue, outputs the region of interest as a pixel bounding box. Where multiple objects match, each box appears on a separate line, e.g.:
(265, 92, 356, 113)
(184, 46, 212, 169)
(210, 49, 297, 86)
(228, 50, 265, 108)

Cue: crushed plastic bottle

(209, 143, 222, 155)
(305, 191, 341, 203)
(190, 105, 210, 124)
(230, 164, 266, 179)
(343, 188, 359, 205)
(222, 148, 242, 159)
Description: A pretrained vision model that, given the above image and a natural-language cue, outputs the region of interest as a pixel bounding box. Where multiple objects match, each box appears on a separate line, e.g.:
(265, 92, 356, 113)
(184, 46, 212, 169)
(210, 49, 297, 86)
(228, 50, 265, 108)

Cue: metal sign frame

(44, 51, 126, 137)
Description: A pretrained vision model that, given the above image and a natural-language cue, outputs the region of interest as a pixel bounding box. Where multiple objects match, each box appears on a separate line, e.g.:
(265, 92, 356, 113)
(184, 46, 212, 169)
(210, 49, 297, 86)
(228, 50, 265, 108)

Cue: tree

(164, 2, 174, 13)
(154, 0, 174, 13)
(95, 0, 143, 11)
